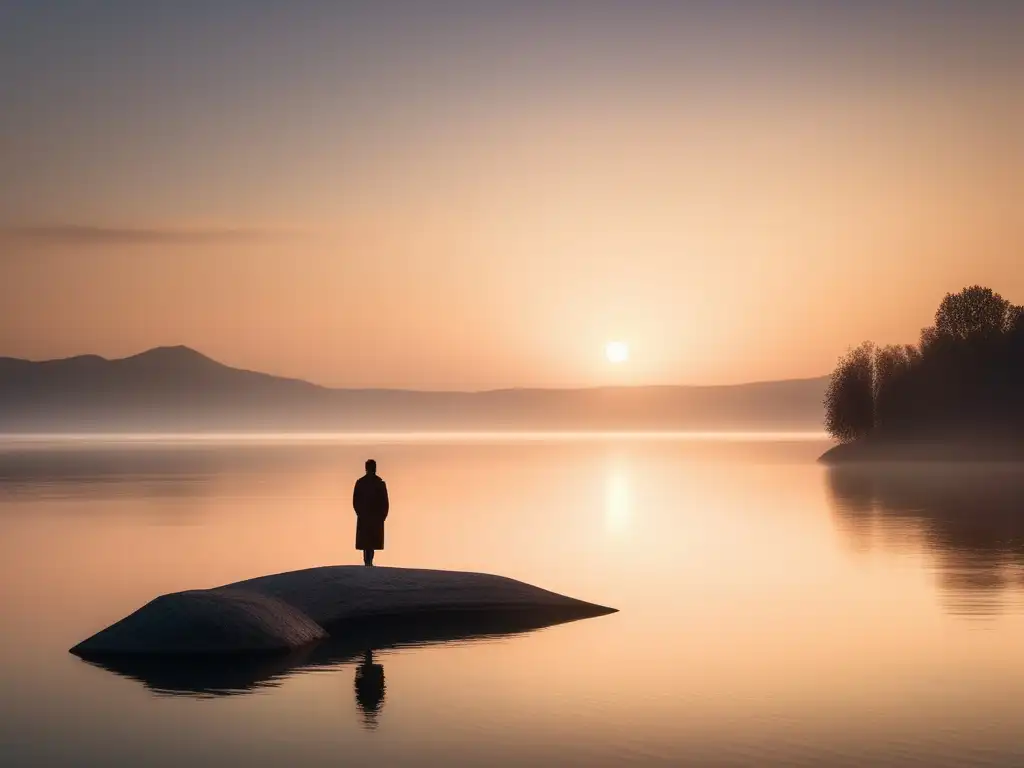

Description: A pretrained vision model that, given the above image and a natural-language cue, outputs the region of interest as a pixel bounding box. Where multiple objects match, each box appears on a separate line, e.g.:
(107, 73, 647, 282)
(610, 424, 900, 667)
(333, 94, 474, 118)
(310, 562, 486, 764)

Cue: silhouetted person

(353, 459, 389, 566)
(354, 649, 386, 729)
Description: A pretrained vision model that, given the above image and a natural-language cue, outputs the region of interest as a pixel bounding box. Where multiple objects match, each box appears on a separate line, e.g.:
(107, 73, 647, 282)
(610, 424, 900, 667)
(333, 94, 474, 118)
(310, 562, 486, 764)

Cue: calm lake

(3, 434, 1024, 767)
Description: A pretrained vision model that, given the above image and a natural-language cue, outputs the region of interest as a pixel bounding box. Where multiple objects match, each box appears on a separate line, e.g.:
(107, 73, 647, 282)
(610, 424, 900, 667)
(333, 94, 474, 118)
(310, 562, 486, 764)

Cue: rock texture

(70, 588, 328, 656)
(70, 566, 615, 657)
(223, 566, 613, 628)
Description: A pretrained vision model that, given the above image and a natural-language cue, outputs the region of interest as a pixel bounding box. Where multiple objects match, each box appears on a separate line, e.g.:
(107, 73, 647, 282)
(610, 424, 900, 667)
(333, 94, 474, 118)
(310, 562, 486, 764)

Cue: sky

(1, 1, 1021, 390)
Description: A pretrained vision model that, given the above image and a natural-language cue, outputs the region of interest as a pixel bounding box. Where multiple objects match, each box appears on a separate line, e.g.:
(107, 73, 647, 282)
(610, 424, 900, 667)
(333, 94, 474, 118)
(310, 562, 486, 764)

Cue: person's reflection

(354, 650, 386, 729)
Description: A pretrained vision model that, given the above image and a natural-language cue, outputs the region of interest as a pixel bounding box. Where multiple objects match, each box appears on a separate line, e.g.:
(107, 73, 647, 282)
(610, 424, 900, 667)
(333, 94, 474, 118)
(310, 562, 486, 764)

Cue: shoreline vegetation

(820, 286, 1024, 464)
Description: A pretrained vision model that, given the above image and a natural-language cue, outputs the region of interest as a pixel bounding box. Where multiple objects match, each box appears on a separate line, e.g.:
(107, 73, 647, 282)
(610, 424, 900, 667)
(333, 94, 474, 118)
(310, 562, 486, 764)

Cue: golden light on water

(605, 469, 631, 534)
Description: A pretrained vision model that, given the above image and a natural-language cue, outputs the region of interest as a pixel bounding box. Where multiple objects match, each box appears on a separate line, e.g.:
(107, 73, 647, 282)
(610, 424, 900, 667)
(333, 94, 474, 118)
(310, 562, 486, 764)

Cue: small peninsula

(819, 285, 1024, 464)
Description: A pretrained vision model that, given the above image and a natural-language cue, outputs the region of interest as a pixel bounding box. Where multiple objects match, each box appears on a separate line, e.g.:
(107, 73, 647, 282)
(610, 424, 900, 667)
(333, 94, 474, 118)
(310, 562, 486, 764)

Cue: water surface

(2, 435, 1024, 767)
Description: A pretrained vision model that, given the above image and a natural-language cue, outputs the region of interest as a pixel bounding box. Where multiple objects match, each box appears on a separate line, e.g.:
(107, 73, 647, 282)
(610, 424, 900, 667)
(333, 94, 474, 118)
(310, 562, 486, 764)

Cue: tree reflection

(826, 464, 1024, 617)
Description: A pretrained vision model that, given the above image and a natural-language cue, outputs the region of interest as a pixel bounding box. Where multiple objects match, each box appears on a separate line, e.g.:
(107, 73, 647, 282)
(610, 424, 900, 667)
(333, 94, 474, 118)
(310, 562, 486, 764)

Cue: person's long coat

(353, 474, 389, 550)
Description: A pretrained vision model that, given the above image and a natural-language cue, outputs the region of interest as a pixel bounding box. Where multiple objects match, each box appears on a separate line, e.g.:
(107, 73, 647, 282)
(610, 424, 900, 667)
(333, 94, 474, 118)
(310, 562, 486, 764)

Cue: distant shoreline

(0, 346, 829, 434)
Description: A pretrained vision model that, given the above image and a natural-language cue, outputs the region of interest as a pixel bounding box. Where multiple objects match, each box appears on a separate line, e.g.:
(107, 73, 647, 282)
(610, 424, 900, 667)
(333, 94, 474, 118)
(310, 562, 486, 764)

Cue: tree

(934, 285, 1015, 341)
(824, 342, 875, 443)
(825, 286, 1024, 442)
(873, 344, 915, 429)
(1009, 304, 1024, 339)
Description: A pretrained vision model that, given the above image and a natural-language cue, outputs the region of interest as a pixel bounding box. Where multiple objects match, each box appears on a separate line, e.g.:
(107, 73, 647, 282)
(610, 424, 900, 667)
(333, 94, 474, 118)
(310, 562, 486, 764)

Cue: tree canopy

(825, 286, 1024, 443)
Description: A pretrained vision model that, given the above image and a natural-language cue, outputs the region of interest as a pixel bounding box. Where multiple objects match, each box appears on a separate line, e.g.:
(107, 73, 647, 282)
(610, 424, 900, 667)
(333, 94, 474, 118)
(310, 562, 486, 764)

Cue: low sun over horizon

(1, 2, 1021, 390)
(4, 6, 1024, 768)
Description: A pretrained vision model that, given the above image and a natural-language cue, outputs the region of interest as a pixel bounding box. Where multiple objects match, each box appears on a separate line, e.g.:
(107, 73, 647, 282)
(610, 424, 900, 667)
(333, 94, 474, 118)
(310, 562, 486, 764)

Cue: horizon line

(0, 430, 831, 445)
(0, 344, 830, 393)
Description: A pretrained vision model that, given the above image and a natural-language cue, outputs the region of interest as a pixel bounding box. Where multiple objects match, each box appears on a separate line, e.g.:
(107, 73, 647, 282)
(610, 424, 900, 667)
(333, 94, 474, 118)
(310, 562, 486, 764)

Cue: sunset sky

(1, 1, 1021, 390)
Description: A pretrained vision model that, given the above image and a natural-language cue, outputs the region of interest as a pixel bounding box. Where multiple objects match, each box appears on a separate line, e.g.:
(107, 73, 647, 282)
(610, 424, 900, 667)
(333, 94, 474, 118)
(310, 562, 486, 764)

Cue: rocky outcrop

(70, 566, 616, 657)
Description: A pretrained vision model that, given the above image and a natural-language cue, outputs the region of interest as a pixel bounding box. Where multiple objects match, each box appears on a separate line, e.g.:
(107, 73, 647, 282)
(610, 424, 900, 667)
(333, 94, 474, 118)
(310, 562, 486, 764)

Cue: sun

(605, 340, 629, 364)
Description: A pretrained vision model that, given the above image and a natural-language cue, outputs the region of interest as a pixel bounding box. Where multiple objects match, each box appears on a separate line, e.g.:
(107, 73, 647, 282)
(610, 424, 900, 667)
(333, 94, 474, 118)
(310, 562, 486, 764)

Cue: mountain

(0, 346, 828, 432)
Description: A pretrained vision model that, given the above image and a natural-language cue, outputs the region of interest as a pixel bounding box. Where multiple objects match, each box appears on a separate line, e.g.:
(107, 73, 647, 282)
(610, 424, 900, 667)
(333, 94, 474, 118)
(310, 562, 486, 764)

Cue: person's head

(365, 459, 377, 475)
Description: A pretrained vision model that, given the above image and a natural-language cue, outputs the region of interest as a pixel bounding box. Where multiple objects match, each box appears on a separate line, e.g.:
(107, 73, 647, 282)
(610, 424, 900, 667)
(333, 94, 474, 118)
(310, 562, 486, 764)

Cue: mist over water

(2, 435, 1024, 766)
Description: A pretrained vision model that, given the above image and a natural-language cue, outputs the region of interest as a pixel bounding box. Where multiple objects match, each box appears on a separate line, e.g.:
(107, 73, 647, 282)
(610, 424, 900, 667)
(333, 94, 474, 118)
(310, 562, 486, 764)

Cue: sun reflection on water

(605, 468, 630, 535)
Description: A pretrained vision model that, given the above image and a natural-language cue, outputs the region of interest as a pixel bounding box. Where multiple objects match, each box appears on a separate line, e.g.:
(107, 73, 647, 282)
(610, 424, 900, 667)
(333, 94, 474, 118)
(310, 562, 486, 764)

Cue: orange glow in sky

(0, 4, 1021, 389)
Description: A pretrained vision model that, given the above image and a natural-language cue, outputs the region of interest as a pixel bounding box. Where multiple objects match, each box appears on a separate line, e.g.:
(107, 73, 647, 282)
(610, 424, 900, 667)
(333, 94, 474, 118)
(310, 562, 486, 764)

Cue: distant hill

(0, 346, 828, 432)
